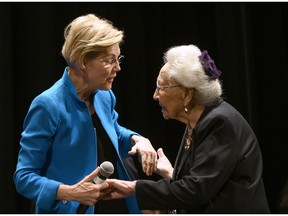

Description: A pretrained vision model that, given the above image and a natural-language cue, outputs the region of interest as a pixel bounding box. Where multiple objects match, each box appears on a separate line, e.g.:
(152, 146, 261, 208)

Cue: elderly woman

(13, 14, 157, 214)
(105, 44, 270, 213)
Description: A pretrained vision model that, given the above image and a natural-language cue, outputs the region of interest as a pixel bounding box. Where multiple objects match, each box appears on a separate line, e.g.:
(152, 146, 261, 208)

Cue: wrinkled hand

(129, 135, 157, 176)
(104, 179, 136, 200)
(56, 167, 110, 206)
(155, 148, 174, 179)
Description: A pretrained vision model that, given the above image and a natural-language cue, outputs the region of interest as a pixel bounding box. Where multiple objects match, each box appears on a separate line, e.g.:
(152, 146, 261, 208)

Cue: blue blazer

(14, 68, 142, 214)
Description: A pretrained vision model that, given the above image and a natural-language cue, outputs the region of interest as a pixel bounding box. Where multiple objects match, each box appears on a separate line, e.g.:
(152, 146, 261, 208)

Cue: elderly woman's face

(153, 64, 185, 120)
(82, 43, 122, 90)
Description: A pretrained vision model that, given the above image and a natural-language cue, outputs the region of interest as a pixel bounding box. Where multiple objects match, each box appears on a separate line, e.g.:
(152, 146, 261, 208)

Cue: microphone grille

(100, 161, 114, 177)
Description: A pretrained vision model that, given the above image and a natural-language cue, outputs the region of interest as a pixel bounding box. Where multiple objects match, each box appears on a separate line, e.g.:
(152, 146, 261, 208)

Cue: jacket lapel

(173, 126, 193, 180)
(93, 92, 119, 154)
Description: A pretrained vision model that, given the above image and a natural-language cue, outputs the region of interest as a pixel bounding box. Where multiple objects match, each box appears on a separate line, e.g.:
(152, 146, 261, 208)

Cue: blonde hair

(61, 14, 124, 68)
(164, 44, 222, 106)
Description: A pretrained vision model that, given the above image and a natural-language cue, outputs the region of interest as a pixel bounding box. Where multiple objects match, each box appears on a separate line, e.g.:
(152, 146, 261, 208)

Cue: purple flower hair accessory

(199, 50, 221, 80)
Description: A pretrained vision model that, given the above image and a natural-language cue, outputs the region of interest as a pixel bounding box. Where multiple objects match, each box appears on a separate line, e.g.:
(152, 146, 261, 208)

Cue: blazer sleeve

(13, 94, 62, 211)
(135, 113, 239, 210)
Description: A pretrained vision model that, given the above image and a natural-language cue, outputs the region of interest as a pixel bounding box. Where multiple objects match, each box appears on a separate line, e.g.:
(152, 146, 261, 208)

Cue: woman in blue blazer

(13, 14, 157, 214)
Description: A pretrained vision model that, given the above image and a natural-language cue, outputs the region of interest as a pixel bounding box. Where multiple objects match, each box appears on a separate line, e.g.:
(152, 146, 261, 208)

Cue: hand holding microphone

(76, 161, 114, 214)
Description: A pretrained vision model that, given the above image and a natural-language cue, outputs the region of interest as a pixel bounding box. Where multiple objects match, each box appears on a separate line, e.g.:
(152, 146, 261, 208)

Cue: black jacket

(136, 100, 270, 213)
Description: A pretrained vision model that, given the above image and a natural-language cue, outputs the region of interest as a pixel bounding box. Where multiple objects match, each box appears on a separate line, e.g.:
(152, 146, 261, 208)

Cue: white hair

(164, 44, 223, 106)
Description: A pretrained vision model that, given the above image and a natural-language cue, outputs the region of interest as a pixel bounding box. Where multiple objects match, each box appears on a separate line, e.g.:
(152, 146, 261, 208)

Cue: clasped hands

(129, 136, 174, 178)
(57, 140, 173, 206)
(104, 147, 174, 201)
(75, 147, 174, 204)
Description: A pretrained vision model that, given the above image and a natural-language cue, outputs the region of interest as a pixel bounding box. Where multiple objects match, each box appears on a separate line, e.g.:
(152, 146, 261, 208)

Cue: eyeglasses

(99, 55, 124, 68)
(156, 82, 181, 92)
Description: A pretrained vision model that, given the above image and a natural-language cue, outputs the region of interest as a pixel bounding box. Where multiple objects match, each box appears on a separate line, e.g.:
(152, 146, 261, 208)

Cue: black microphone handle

(76, 175, 106, 214)
(76, 204, 89, 214)
(76, 177, 106, 214)
(76, 161, 114, 214)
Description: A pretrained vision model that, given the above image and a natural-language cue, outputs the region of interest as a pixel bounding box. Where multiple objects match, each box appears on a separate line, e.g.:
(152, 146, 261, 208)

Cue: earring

(184, 108, 188, 113)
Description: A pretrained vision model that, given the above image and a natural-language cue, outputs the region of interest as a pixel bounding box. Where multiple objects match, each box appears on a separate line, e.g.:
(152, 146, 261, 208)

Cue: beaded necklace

(184, 128, 192, 150)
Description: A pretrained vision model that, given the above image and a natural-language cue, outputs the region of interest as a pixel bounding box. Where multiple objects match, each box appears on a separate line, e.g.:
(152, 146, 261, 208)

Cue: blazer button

(62, 200, 68, 204)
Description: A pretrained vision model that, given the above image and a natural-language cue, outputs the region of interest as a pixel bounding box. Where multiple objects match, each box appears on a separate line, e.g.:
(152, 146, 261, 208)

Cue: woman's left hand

(155, 148, 173, 179)
(129, 135, 157, 176)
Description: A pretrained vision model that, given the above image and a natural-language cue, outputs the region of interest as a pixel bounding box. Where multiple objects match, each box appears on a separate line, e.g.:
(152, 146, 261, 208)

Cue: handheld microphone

(76, 161, 114, 214)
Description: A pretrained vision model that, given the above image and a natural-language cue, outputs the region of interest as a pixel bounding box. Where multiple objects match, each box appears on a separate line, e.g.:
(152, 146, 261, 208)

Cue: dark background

(1, 2, 288, 213)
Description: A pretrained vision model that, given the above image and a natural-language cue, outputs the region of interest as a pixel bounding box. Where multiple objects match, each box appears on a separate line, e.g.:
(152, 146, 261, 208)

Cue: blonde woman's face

(82, 43, 122, 90)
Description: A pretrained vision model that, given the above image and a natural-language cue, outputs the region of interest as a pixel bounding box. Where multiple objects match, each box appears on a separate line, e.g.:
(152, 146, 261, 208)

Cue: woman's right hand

(155, 148, 174, 179)
(56, 167, 110, 205)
